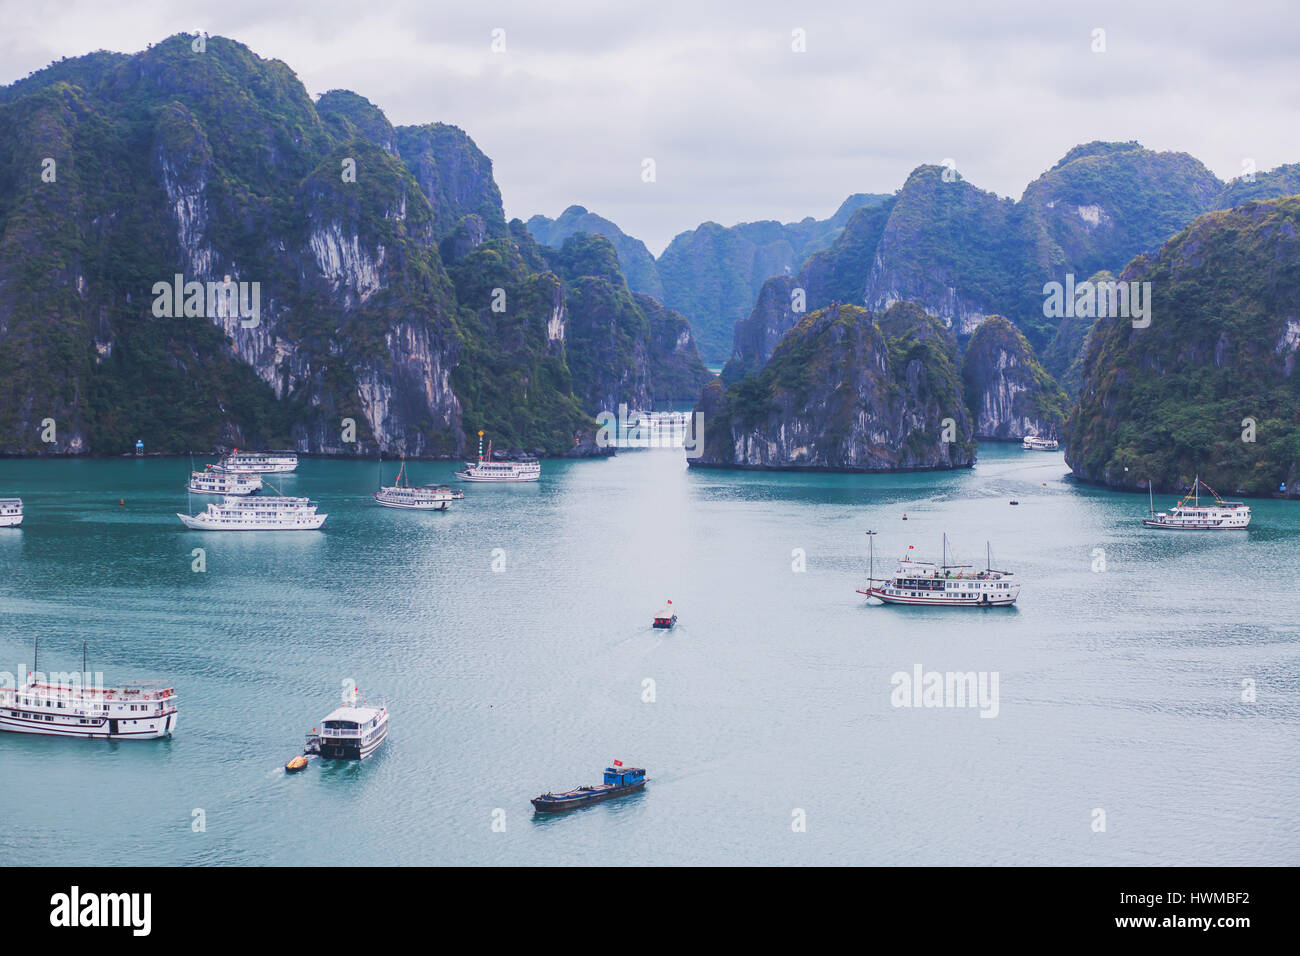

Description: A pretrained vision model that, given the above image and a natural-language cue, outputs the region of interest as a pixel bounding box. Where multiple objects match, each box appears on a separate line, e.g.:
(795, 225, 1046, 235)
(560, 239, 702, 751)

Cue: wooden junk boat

(531, 764, 647, 813)
(652, 600, 677, 629)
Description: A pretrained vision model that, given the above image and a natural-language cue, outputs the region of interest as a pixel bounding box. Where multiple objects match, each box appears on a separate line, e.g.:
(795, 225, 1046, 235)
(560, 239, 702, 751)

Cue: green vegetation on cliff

(0, 35, 703, 456)
(1067, 197, 1300, 495)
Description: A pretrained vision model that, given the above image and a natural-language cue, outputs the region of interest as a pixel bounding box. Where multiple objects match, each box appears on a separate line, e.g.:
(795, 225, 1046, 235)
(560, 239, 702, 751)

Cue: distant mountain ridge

(526, 193, 890, 363)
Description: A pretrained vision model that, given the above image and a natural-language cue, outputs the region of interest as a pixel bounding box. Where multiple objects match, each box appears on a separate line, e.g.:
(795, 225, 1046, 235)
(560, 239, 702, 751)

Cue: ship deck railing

(11, 682, 175, 701)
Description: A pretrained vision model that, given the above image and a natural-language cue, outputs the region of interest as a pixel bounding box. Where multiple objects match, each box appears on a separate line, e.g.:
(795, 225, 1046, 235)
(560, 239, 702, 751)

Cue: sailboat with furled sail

(1141, 475, 1251, 530)
(0, 638, 178, 739)
(858, 532, 1020, 606)
(373, 457, 456, 510)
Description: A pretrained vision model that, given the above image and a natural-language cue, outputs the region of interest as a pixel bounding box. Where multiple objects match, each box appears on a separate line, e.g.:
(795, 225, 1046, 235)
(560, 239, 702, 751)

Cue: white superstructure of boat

(858, 534, 1019, 606)
(212, 450, 298, 474)
(177, 495, 325, 530)
(1021, 434, 1059, 451)
(188, 469, 263, 496)
(1142, 476, 1251, 530)
(0, 498, 22, 527)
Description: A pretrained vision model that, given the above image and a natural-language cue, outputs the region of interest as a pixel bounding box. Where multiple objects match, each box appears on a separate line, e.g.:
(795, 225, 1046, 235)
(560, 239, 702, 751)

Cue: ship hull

(453, 472, 539, 482)
(373, 495, 449, 510)
(1140, 519, 1249, 530)
(177, 513, 326, 530)
(0, 514, 22, 527)
(859, 587, 1018, 607)
(0, 711, 176, 739)
(531, 781, 646, 813)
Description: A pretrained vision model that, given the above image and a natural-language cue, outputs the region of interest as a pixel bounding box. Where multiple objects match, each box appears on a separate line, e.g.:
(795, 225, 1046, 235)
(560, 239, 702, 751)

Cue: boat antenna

(33, 633, 37, 680)
(986, 541, 991, 572)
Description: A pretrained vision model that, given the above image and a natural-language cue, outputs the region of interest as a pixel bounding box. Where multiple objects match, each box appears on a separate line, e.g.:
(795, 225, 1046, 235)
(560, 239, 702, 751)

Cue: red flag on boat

(908, 545, 914, 550)
(667, 600, 672, 605)
(613, 760, 623, 767)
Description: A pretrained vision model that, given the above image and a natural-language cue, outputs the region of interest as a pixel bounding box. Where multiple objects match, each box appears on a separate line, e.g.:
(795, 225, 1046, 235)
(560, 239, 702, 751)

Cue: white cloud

(2, 0, 1298, 253)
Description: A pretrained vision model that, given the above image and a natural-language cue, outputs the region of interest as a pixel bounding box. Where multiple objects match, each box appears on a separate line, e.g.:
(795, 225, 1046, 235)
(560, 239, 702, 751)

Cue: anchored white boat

(455, 434, 540, 482)
(212, 450, 298, 474)
(304, 691, 388, 760)
(374, 460, 455, 510)
(188, 468, 263, 496)
(177, 495, 325, 530)
(0, 498, 21, 527)
(1021, 434, 1059, 451)
(858, 533, 1020, 606)
(1142, 476, 1251, 530)
(0, 641, 176, 740)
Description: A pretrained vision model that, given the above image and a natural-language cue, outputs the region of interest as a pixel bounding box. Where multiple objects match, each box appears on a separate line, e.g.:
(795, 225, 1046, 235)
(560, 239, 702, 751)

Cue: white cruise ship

(304, 694, 388, 760)
(188, 469, 263, 496)
(455, 435, 540, 482)
(858, 534, 1020, 606)
(1142, 476, 1251, 530)
(374, 460, 455, 509)
(0, 645, 177, 740)
(1021, 434, 1059, 451)
(213, 450, 298, 474)
(375, 485, 455, 509)
(177, 495, 326, 530)
(0, 498, 22, 527)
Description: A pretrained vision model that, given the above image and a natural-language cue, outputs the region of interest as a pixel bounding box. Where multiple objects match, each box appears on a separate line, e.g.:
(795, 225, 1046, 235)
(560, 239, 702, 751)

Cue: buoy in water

(285, 754, 308, 773)
(119, 499, 125, 506)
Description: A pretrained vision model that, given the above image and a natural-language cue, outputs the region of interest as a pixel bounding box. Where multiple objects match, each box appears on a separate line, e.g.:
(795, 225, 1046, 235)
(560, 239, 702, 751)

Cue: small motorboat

(652, 600, 677, 629)
(285, 754, 309, 773)
(531, 764, 647, 813)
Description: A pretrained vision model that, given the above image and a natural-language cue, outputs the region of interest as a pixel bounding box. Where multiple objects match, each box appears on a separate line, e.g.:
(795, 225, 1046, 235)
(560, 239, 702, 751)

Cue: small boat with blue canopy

(530, 763, 647, 813)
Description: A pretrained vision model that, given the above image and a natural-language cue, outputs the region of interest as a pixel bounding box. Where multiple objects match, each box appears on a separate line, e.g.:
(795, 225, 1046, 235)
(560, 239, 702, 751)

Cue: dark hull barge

(531, 766, 647, 812)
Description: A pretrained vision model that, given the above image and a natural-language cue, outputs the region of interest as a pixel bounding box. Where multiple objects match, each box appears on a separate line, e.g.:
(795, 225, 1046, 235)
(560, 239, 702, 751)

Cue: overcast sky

(3, 0, 1298, 253)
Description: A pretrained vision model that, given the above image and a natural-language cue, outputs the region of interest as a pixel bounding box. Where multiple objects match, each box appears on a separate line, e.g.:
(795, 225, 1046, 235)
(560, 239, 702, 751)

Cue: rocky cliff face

(544, 233, 710, 413)
(1066, 197, 1300, 495)
(0, 34, 695, 457)
(960, 316, 1067, 441)
(691, 304, 975, 471)
(864, 166, 1027, 340)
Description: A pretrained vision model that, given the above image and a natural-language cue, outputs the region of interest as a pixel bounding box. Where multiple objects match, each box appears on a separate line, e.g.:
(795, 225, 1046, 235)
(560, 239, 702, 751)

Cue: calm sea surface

(0, 446, 1296, 866)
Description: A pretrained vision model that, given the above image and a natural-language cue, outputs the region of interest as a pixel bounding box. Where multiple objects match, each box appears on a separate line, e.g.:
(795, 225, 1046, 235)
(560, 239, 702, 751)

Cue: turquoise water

(0, 446, 1295, 866)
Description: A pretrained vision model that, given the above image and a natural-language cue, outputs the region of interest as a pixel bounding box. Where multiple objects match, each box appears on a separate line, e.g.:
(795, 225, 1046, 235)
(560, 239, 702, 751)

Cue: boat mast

(865, 529, 877, 584)
(986, 541, 991, 572)
(1149, 479, 1154, 517)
